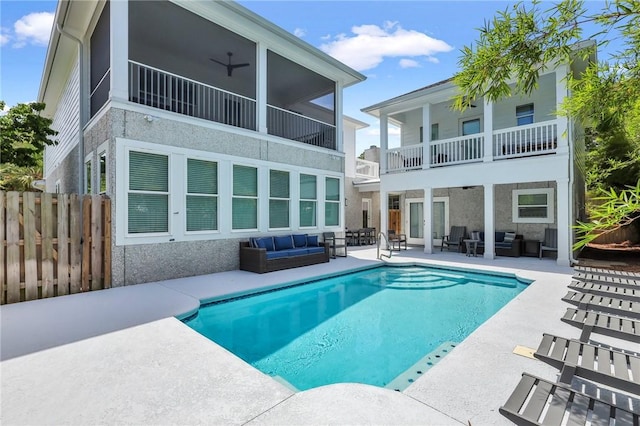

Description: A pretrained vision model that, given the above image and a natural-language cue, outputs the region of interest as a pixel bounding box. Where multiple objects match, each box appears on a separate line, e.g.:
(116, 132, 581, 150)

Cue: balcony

(385, 120, 559, 173)
(355, 159, 380, 179)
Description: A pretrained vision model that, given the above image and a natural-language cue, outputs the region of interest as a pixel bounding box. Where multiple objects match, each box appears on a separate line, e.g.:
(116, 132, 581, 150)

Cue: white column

(380, 114, 388, 175)
(423, 187, 433, 253)
(483, 183, 495, 259)
(380, 187, 388, 244)
(483, 98, 493, 162)
(109, 0, 129, 102)
(422, 104, 431, 169)
(555, 65, 569, 155)
(556, 178, 570, 266)
(335, 81, 344, 153)
(256, 43, 268, 133)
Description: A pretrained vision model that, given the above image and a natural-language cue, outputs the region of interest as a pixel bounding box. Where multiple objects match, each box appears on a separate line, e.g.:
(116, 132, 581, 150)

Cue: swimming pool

(184, 265, 529, 391)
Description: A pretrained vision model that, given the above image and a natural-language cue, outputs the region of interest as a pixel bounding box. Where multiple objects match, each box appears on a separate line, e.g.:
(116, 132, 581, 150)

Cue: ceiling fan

(209, 52, 250, 77)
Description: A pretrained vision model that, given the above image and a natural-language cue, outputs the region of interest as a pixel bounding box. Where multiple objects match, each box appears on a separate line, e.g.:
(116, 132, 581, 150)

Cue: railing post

(380, 114, 388, 174)
(110, 0, 129, 102)
(422, 103, 431, 169)
(256, 43, 268, 133)
(483, 98, 493, 162)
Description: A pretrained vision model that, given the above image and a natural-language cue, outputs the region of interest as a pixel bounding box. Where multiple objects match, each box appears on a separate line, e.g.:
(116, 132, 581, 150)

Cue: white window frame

(185, 157, 219, 234)
(516, 103, 534, 126)
(299, 173, 317, 229)
(231, 163, 259, 231)
(268, 169, 291, 230)
(324, 176, 341, 228)
(460, 117, 482, 136)
(84, 152, 93, 194)
(97, 141, 108, 194)
(512, 188, 554, 223)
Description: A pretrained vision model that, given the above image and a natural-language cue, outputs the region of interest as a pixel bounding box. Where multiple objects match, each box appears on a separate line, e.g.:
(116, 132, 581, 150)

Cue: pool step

(385, 341, 459, 392)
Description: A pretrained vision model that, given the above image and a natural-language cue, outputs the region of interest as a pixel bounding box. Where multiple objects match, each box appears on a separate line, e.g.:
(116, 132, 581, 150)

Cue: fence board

(103, 198, 112, 288)
(6, 192, 21, 303)
(69, 194, 82, 293)
(23, 192, 38, 300)
(0, 192, 5, 304)
(81, 196, 91, 292)
(41, 193, 54, 298)
(91, 195, 102, 291)
(57, 194, 70, 296)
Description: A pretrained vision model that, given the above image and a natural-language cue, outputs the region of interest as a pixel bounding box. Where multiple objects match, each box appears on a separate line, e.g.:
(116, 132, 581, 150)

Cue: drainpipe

(55, 23, 85, 194)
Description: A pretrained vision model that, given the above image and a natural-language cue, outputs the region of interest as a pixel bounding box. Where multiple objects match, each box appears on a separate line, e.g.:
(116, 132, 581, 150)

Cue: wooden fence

(1, 191, 111, 305)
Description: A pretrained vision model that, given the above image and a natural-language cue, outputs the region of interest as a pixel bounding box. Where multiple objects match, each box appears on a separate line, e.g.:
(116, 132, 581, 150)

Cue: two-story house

(40, 0, 365, 285)
(362, 45, 594, 266)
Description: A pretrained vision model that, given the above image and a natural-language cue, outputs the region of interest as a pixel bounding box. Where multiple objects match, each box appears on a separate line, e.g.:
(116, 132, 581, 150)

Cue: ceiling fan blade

(230, 63, 250, 69)
(209, 58, 227, 66)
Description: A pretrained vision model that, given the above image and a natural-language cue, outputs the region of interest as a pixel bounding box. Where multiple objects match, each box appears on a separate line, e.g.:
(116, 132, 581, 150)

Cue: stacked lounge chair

(500, 266, 640, 425)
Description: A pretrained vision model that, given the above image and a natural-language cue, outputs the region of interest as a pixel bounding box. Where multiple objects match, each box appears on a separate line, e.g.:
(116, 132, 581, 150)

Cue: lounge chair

(388, 230, 407, 251)
(574, 266, 640, 279)
(322, 232, 347, 259)
(573, 271, 640, 287)
(440, 226, 466, 252)
(562, 290, 640, 320)
(539, 228, 557, 259)
(500, 373, 639, 426)
(561, 307, 640, 343)
(534, 333, 640, 395)
(568, 280, 640, 302)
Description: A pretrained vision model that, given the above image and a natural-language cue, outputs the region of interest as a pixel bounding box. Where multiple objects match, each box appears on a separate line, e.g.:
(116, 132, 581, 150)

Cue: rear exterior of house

(40, 0, 365, 285)
(362, 48, 593, 266)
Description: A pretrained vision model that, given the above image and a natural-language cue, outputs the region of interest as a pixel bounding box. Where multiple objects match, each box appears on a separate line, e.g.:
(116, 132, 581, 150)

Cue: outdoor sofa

(469, 231, 523, 257)
(239, 234, 330, 273)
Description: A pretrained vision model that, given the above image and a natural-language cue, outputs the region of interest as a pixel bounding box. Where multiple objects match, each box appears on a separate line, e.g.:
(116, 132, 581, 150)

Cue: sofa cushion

(285, 248, 309, 257)
(495, 232, 505, 243)
(274, 235, 294, 250)
(306, 246, 325, 255)
(495, 242, 513, 249)
(503, 232, 516, 243)
(292, 234, 308, 248)
(306, 235, 319, 247)
(256, 237, 274, 251)
(249, 237, 260, 248)
(266, 250, 290, 260)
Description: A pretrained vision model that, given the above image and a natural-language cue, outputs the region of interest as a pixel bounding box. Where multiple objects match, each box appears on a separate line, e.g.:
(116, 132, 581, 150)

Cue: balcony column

(555, 65, 569, 155)
(110, 0, 128, 102)
(556, 178, 571, 266)
(422, 103, 431, 169)
(256, 43, 268, 133)
(335, 81, 344, 152)
(380, 114, 388, 174)
(380, 187, 388, 245)
(423, 186, 433, 253)
(483, 183, 495, 259)
(483, 98, 493, 162)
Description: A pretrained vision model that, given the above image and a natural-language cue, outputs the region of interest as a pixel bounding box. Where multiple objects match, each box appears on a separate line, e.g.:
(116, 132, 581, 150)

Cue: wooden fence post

(57, 193, 70, 296)
(103, 198, 112, 288)
(91, 194, 103, 291)
(81, 195, 91, 292)
(6, 192, 21, 303)
(23, 192, 38, 300)
(41, 193, 54, 298)
(69, 194, 82, 293)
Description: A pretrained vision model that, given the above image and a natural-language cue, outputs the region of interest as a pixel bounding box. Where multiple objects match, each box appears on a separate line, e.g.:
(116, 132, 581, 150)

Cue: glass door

(405, 198, 424, 245)
(432, 197, 449, 247)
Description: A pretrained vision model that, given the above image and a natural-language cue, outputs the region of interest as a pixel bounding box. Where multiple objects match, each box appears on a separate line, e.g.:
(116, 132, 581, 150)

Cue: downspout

(55, 23, 85, 194)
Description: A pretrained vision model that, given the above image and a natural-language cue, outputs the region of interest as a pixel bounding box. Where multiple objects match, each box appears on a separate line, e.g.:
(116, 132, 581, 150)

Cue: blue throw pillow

(495, 232, 505, 243)
(274, 235, 294, 251)
(257, 237, 274, 251)
(249, 237, 260, 248)
(292, 234, 308, 248)
(306, 235, 319, 247)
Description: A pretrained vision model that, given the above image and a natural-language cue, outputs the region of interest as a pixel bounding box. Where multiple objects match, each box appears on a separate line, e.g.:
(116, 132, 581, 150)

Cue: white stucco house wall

(361, 45, 594, 266)
(39, 0, 365, 285)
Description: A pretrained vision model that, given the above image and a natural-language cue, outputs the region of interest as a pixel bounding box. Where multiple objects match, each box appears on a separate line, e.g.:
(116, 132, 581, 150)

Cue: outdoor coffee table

(464, 239, 480, 257)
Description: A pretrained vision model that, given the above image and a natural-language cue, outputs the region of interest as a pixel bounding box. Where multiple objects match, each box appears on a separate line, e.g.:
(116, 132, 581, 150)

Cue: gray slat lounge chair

(562, 290, 640, 320)
(573, 271, 640, 287)
(322, 232, 347, 259)
(500, 373, 638, 426)
(441, 226, 466, 252)
(568, 280, 640, 302)
(539, 228, 557, 259)
(561, 307, 640, 343)
(574, 266, 640, 279)
(534, 333, 640, 395)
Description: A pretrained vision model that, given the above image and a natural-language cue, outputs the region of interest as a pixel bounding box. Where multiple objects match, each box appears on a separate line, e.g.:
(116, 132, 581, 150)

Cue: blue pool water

(184, 265, 528, 391)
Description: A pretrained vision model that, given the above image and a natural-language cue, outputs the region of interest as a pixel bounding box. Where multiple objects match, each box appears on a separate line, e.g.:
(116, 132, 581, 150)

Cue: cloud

(399, 58, 420, 69)
(320, 21, 453, 71)
(293, 28, 306, 38)
(320, 34, 331, 41)
(13, 12, 54, 48)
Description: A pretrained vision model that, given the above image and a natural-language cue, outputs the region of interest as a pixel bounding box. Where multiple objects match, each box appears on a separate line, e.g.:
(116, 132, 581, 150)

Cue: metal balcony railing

(267, 105, 336, 150)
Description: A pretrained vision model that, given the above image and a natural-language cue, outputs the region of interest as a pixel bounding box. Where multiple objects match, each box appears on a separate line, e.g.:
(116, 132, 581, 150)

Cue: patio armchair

(441, 226, 466, 252)
(539, 228, 558, 259)
(322, 232, 347, 258)
(388, 230, 407, 251)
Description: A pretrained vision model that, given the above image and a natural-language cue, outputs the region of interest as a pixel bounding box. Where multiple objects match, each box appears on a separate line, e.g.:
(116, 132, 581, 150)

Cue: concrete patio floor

(2, 247, 626, 425)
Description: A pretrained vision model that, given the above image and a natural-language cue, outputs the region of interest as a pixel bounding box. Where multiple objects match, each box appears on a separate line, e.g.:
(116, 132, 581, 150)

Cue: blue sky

(0, 0, 617, 154)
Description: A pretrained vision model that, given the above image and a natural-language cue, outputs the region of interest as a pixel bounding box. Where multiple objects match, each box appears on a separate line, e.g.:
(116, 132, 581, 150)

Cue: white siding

(492, 73, 556, 130)
(45, 58, 80, 179)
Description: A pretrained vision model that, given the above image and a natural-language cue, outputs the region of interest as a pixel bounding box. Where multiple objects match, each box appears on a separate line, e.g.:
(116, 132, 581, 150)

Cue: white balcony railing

(386, 144, 423, 172)
(129, 61, 257, 130)
(267, 105, 336, 150)
(430, 135, 483, 167)
(493, 120, 558, 159)
(355, 158, 379, 179)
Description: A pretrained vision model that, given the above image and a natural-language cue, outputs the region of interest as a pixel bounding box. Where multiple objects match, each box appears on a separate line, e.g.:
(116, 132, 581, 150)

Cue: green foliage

(0, 101, 58, 168)
(0, 162, 43, 192)
(573, 182, 640, 249)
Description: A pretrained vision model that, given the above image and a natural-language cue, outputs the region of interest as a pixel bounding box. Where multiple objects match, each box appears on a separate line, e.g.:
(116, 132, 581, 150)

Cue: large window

(462, 118, 481, 135)
(128, 151, 169, 233)
(299, 174, 317, 227)
(232, 165, 258, 230)
(186, 159, 218, 232)
(512, 188, 554, 223)
(325, 177, 340, 227)
(269, 170, 290, 229)
(516, 104, 534, 126)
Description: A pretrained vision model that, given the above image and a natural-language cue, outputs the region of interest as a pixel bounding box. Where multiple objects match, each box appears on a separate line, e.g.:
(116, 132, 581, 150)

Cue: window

(269, 170, 290, 229)
(232, 165, 258, 230)
(512, 188, 554, 223)
(84, 156, 93, 194)
(325, 177, 340, 227)
(462, 118, 481, 135)
(299, 174, 317, 227)
(128, 151, 169, 234)
(186, 159, 218, 232)
(431, 123, 439, 141)
(99, 150, 107, 193)
(516, 104, 534, 126)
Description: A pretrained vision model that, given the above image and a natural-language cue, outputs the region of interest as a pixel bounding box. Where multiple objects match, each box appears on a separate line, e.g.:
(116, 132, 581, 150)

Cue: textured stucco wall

(344, 179, 380, 232)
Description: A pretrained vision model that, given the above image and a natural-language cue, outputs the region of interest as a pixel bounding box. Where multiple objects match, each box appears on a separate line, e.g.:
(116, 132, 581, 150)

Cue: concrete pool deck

(1, 248, 628, 425)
